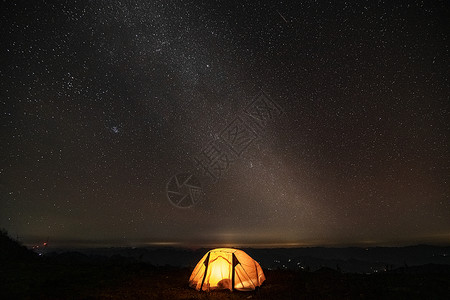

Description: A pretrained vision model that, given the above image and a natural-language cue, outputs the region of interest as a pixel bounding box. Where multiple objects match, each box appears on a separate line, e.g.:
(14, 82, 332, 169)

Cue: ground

(1, 231, 449, 299)
(2, 261, 450, 299)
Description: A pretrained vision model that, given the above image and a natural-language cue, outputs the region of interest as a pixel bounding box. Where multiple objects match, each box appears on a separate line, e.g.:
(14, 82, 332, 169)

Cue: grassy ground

(2, 260, 450, 300)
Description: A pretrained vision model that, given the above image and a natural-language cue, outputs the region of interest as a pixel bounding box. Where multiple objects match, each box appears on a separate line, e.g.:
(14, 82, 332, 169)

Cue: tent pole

(199, 252, 210, 291)
(232, 253, 238, 291)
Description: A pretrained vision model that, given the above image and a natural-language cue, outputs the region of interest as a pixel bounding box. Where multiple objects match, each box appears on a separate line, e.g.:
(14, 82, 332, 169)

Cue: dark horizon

(19, 234, 450, 250)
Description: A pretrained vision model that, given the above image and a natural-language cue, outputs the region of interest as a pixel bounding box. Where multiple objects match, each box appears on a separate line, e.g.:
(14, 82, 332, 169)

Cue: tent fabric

(189, 248, 266, 291)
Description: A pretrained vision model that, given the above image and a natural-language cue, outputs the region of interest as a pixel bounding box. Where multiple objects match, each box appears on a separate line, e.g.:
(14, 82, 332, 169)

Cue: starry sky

(1, 0, 449, 248)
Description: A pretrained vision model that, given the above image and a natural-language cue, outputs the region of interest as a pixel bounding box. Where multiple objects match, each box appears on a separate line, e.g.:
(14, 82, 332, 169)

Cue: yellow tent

(189, 248, 266, 291)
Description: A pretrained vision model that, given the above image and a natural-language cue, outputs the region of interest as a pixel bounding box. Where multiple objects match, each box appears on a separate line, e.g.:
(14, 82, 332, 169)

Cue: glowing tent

(189, 248, 266, 291)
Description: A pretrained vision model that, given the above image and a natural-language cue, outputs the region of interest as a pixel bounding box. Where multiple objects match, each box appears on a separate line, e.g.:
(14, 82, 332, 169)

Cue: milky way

(1, 0, 449, 247)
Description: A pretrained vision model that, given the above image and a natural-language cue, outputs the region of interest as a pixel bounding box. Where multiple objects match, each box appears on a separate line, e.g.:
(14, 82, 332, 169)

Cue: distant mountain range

(43, 245, 450, 273)
(3, 229, 448, 274)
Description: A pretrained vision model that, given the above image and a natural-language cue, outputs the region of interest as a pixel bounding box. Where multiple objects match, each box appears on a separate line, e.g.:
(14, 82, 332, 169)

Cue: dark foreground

(1, 231, 450, 299)
(3, 260, 450, 300)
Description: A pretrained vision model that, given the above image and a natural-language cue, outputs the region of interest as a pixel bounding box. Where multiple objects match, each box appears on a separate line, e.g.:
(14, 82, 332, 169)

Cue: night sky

(1, 0, 449, 248)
